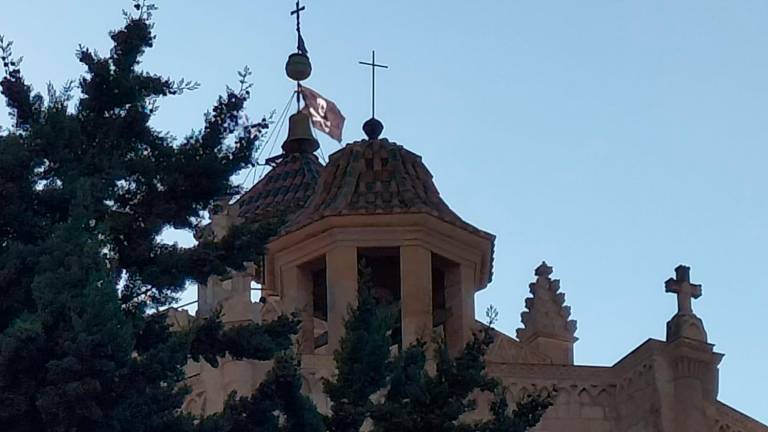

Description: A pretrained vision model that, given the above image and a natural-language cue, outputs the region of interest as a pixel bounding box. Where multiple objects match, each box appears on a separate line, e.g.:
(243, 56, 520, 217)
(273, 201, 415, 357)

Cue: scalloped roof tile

(235, 153, 323, 223)
(279, 138, 494, 243)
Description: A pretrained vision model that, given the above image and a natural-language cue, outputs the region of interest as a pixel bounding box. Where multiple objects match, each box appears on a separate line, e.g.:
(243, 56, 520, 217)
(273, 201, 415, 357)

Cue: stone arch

(577, 387, 592, 404)
(555, 385, 571, 404)
(596, 388, 611, 406)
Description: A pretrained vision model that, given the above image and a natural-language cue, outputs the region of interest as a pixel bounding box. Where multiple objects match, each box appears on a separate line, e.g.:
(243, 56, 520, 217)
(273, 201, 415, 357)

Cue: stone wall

(486, 363, 617, 432)
(715, 402, 768, 432)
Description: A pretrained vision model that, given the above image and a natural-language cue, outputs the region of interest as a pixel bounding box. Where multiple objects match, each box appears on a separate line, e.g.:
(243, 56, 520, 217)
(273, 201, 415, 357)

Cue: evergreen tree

(323, 264, 554, 432)
(196, 352, 324, 432)
(323, 262, 394, 432)
(0, 2, 301, 431)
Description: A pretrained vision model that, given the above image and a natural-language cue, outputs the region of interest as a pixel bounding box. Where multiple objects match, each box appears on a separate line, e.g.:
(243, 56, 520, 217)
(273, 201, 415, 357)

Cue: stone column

(326, 246, 358, 353)
(197, 276, 220, 316)
(400, 245, 433, 347)
(282, 265, 314, 354)
(662, 340, 723, 432)
(445, 263, 476, 355)
(221, 271, 254, 324)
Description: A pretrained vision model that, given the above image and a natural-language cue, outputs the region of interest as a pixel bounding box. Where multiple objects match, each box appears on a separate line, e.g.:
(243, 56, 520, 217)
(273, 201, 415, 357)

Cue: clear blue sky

(2, 0, 766, 423)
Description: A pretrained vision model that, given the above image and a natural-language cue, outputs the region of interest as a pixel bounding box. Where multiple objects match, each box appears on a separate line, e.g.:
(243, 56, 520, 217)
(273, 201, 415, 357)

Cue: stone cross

(290, 1, 305, 31)
(664, 265, 702, 315)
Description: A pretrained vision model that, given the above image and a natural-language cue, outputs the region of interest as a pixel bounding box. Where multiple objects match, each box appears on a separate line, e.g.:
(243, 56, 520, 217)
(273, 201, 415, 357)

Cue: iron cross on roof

(359, 50, 389, 118)
(664, 265, 702, 315)
(290, 0, 307, 54)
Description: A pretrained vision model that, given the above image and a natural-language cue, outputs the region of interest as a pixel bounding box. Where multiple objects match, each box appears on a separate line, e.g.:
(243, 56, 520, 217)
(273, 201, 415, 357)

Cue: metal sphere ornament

(363, 117, 384, 140)
(285, 52, 312, 82)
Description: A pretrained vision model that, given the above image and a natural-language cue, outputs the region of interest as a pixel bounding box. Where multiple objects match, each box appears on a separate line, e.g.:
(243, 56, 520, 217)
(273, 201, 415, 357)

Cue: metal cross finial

(290, 1, 307, 53)
(290, 1, 305, 30)
(665, 265, 702, 315)
(359, 50, 389, 118)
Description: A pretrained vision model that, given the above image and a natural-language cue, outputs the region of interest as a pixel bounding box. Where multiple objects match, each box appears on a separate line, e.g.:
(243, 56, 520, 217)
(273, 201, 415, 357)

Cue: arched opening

(359, 247, 401, 349)
(312, 265, 328, 349)
(431, 253, 454, 346)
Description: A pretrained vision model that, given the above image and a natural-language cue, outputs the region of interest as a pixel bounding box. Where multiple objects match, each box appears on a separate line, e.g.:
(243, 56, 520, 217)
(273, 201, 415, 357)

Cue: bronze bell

(282, 111, 319, 154)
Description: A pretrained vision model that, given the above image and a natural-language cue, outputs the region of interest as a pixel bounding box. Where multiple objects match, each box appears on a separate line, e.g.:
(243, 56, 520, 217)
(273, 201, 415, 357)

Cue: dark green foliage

(366, 329, 554, 432)
(197, 352, 324, 432)
(323, 261, 394, 432)
(466, 391, 555, 432)
(0, 3, 296, 431)
(188, 312, 299, 367)
(324, 263, 554, 432)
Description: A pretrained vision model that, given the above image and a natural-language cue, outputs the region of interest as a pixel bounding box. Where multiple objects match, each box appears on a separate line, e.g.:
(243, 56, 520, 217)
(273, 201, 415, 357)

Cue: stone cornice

(485, 362, 615, 384)
(265, 213, 494, 293)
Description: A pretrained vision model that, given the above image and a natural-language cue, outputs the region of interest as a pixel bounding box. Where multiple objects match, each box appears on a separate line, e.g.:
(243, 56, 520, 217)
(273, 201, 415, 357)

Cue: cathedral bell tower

(263, 123, 495, 356)
(263, 48, 495, 357)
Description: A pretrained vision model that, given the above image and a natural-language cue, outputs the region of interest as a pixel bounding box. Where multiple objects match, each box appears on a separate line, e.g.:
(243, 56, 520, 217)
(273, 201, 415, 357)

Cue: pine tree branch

(324, 260, 394, 432)
(187, 311, 299, 368)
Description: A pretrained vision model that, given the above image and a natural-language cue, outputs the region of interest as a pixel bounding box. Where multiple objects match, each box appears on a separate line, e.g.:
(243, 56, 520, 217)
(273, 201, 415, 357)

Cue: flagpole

(371, 51, 376, 118)
(296, 82, 301, 113)
(288, 0, 308, 114)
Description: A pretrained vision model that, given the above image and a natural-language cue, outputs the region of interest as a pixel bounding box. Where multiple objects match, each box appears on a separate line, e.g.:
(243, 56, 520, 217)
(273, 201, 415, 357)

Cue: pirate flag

(299, 85, 345, 142)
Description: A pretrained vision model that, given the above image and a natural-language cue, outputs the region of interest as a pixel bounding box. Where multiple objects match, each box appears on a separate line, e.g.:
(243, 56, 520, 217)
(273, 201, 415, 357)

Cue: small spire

(285, 2, 311, 81)
(290, 0, 308, 55)
(535, 261, 553, 278)
(285, 0, 312, 113)
(517, 262, 577, 343)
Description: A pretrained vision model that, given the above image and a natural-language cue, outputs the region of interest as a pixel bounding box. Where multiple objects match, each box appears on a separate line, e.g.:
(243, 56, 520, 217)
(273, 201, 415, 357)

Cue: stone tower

(264, 136, 495, 357)
(195, 112, 323, 326)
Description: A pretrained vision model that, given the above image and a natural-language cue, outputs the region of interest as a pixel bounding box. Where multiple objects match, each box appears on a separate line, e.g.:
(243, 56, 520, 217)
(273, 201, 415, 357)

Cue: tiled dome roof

(280, 138, 493, 242)
(235, 152, 323, 223)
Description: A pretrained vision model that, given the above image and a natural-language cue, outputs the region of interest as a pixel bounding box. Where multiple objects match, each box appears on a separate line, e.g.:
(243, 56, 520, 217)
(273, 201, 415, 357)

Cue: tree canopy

(0, 2, 295, 430)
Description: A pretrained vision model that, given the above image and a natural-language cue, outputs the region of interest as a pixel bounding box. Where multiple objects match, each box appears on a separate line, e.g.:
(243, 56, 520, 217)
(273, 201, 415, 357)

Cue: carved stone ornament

(516, 261, 577, 343)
